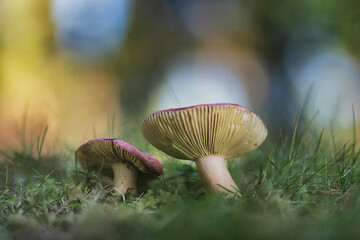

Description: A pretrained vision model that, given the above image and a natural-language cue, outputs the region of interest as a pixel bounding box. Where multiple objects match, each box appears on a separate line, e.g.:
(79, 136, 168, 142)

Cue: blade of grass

(36, 125, 48, 160)
(352, 104, 356, 157)
(289, 109, 300, 162)
(21, 102, 29, 153)
(287, 108, 300, 177)
(32, 168, 48, 187)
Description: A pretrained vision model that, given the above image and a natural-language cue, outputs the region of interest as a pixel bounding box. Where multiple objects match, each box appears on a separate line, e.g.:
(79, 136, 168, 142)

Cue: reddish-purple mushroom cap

(141, 103, 267, 194)
(76, 138, 163, 195)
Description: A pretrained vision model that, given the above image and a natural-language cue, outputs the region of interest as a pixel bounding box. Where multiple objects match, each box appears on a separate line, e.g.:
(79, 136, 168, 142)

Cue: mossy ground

(1, 119, 360, 240)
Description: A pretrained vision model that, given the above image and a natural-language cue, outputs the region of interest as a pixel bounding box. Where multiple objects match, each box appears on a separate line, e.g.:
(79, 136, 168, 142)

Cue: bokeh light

(162, 0, 245, 41)
(285, 33, 360, 127)
(0, 0, 123, 151)
(155, 55, 249, 109)
(51, 0, 132, 60)
(151, 44, 269, 113)
(0, 0, 360, 151)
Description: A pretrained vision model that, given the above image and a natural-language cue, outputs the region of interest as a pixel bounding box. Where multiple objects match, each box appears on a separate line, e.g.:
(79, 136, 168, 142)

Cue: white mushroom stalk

(196, 155, 239, 194)
(141, 103, 267, 195)
(112, 162, 139, 196)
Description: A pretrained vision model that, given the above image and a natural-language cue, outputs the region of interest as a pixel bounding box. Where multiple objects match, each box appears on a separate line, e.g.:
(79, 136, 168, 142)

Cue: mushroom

(141, 103, 267, 194)
(75, 138, 163, 196)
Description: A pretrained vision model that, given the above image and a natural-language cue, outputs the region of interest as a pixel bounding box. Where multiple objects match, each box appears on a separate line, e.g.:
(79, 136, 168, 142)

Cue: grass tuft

(0, 119, 360, 239)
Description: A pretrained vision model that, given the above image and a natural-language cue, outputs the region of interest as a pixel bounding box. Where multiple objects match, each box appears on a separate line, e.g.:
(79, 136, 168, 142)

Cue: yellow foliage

(0, 0, 122, 151)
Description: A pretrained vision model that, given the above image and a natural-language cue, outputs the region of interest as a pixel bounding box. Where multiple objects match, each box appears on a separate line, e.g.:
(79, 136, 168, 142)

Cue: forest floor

(1, 120, 360, 240)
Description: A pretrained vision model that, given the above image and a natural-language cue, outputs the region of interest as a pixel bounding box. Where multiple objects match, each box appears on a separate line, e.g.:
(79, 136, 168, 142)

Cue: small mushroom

(141, 103, 267, 194)
(75, 138, 163, 196)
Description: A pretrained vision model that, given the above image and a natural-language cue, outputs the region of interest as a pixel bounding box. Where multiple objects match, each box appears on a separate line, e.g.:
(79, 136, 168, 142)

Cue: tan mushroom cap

(141, 103, 267, 160)
(76, 138, 163, 176)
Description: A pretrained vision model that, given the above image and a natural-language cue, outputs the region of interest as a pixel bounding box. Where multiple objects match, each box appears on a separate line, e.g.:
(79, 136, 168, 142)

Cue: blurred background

(0, 0, 360, 152)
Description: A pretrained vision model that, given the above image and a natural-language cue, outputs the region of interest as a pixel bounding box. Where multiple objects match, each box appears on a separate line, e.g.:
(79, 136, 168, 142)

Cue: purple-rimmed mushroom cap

(141, 103, 267, 194)
(76, 138, 163, 196)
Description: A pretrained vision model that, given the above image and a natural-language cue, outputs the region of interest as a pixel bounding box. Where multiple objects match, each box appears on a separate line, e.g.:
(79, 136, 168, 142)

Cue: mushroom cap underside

(76, 138, 163, 176)
(141, 103, 267, 160)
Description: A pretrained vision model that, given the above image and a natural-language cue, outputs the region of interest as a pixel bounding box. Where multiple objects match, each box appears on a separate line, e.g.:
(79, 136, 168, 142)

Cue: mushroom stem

(196, 155, 239, 194)
(112, 162, 139, 196)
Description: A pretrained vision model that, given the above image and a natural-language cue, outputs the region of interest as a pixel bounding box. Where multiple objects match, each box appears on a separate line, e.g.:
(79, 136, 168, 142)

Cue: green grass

(0, 119, 360, 240)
